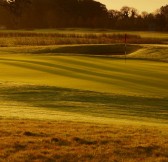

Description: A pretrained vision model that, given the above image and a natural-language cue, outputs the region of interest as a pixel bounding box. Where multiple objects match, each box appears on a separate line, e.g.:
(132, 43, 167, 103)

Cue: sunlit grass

(128, 44, 168, 61)
(0, 53, 167, 124)
(0, 29, 168, 161)
(0, 119, 168, 162)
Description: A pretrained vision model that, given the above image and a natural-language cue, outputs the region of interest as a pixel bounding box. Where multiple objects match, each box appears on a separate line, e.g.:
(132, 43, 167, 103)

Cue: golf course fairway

(0, 54, 167, 124)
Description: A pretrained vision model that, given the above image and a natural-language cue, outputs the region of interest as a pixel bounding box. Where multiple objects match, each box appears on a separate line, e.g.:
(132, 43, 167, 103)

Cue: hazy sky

(97, 0, 168, 13)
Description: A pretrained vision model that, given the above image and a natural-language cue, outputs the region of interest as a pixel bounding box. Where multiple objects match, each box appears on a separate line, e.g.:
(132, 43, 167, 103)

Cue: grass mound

(128, 45, 168, 62)
(0, 84, 167, 122)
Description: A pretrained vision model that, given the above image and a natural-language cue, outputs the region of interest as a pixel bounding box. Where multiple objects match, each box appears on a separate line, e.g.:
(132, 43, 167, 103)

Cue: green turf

(128, 44, 168, 61)
(0, 52, 167, 123)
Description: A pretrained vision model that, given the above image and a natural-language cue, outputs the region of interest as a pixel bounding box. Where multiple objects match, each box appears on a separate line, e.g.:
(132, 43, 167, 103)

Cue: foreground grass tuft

(0, 119, 168, 162)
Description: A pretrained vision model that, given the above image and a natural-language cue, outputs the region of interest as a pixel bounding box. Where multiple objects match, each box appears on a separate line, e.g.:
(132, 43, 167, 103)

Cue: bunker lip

(33, 44, 141, 55)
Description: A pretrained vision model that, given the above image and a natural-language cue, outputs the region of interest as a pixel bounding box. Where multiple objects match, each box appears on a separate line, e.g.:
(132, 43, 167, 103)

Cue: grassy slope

(0, 49, 167, 124)
(128, 44, 168, 61)
(0, 29, 168, 161)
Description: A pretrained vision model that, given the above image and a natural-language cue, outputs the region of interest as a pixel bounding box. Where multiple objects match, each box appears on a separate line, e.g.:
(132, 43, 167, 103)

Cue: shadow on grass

(0, 84, 168, 122)
(34, 44, 141, 55)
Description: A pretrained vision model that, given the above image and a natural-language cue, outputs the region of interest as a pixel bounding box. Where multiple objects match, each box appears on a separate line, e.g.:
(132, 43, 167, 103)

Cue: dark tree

(0, 0, 31, 28)
(0, 0, 167, 30)
(160, 5, 168, 30)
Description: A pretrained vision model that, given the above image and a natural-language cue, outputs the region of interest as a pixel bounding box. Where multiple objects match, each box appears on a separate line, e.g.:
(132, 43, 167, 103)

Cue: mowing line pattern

(0, 55, 168, 123)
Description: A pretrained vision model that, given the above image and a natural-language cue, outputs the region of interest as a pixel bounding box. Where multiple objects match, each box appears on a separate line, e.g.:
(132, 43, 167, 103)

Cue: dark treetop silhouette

(0, 0, 167, 30)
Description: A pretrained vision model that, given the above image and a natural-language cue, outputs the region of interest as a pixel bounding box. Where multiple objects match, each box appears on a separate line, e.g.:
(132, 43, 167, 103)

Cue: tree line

(0, 0, 168, 31)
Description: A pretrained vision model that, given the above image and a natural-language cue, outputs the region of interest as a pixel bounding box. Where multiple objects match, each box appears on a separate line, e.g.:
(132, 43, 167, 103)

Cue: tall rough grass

(0, 119, 168, 162)
(0, 31, 163, 46)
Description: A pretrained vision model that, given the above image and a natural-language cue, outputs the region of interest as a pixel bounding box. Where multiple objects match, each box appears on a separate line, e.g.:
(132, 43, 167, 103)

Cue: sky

(97, 0, 168, 13)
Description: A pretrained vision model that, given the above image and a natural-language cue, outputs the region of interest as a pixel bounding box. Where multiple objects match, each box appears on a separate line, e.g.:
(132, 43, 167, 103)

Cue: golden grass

(0, 30, 167, 47)
(128, 44, 168, 62)
(0, 118, 168, 162)
(0, 29, 167, 162)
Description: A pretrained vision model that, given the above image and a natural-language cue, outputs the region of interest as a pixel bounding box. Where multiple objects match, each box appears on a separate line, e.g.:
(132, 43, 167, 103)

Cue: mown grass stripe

(0, 58, 167, 93)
